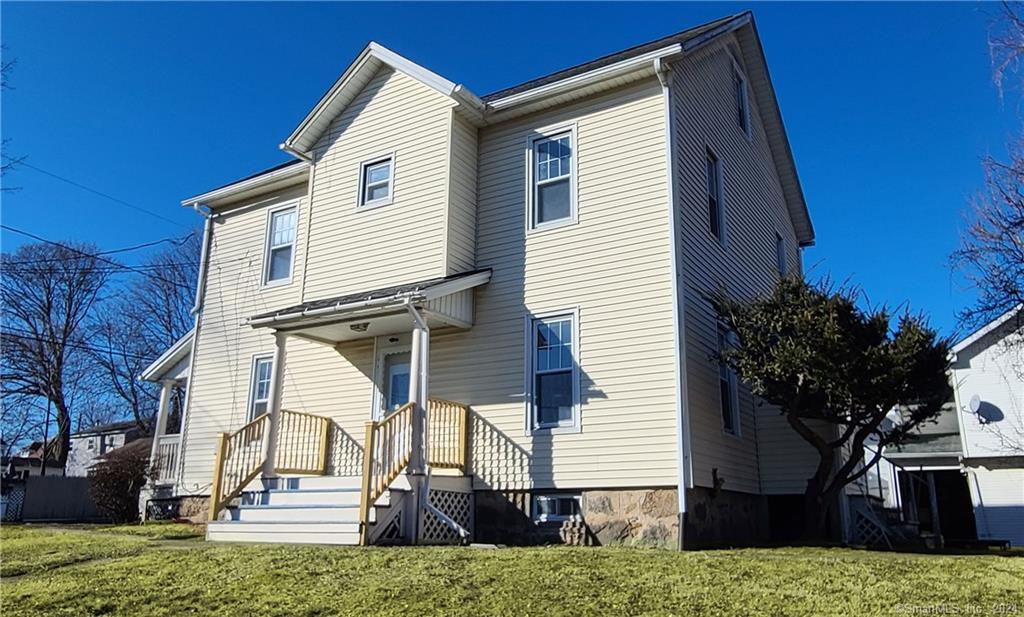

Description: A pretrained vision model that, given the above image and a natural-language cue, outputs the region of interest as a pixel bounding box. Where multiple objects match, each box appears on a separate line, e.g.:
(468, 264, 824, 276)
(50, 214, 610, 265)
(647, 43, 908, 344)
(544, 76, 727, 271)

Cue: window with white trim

(248, 356, 274, 421)
(359, 156, 394, 207)
(706, 149, 724, 243)
(532, 493, 581, 523)
(775, 233, 787, 277)
(733, 65, 751, 138)
(529, 313, 578, 431)
(264, 206, 297, 284)
(529, 130, 575, 229)
(717, 326, 740, 435)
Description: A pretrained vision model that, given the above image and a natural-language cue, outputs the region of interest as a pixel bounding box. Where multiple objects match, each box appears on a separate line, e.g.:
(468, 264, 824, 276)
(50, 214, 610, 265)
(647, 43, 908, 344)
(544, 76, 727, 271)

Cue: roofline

(180, 161, 309, 207)
(140, 329, 195, 382)
(283, 42, 485, 155)
(247, 269, 492, 328)
(951, 305, 1023, 355)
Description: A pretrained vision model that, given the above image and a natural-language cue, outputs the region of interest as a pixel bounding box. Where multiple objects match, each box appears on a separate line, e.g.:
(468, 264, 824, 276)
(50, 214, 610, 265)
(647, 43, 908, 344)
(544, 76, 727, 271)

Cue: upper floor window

(733, 65, 751, 138)
(264, 205, 297, 285)
(775, 233, 787, 276)
(718, 326, 740, 436)
(706, 149, 725, 244)
(528, 128, 576, 230)
(248, 355, 274, 421)
(528, 311, 579, 432)
(359, 155, 394, 208)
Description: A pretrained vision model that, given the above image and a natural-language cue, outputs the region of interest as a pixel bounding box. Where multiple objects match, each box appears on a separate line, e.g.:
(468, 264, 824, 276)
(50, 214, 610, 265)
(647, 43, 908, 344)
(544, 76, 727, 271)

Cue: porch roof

(246, 269, 491, 341)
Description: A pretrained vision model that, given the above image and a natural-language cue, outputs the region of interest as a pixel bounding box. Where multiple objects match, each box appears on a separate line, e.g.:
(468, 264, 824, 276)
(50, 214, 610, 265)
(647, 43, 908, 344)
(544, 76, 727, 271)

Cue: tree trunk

(802, 471, 832, 541)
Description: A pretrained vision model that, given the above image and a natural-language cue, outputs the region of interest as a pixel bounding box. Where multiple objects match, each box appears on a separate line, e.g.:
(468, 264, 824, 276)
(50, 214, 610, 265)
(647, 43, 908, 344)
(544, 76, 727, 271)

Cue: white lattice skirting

(422, 488, 473, 544)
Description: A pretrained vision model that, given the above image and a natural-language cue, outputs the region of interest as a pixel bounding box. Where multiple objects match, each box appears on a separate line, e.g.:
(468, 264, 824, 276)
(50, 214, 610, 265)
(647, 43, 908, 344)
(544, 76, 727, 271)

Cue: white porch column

(405, 303, 430, 543)
(261, 332, 288, 477)
(148, 380, 175, 473)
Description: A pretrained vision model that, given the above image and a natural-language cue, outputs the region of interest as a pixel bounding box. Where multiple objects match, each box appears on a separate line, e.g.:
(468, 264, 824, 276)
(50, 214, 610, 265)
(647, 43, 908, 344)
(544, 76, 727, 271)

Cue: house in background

(149, 11, 823, 547)
(65, 420, 147, 477)
(950, 308, 1024, 547)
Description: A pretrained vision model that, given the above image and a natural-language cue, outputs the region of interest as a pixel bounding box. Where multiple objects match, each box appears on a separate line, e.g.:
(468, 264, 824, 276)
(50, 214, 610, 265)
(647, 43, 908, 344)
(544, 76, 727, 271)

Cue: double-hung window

(533, 493, 582, 523)
(529, 313, 578, 431)
(706, 149, 725, 244)
(529, 129, 575, 229)
(264, 206, 297, 284)
(733, 65, 751, 138)
(359, 156, 394, 207)
(248, 356, 274, 421)
(775, 233, 787, 277)
(717, 326, 740, 436)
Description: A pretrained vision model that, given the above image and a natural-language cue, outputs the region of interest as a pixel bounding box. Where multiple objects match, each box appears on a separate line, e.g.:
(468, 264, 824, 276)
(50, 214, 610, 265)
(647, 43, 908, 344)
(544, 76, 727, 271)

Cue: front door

(383, 351, 411, 415)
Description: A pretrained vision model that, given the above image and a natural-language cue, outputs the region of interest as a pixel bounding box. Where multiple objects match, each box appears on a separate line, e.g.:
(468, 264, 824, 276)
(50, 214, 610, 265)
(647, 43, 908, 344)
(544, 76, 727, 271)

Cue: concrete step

(233, 504, 362, 523)
(207, 520, 360, 545)
(240, 487, 372, 507)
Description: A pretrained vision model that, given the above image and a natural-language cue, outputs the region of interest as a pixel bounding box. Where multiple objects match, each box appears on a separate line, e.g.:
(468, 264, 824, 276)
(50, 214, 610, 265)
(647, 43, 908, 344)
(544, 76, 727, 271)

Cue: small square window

(532, 494, 582, 523)
(359, 156, 394, 207)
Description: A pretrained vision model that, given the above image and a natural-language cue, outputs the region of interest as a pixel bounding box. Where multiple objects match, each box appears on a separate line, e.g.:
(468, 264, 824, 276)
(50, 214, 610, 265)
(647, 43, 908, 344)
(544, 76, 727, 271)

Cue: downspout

(656, 57, 694, 550)
(174, 204, 216, 492)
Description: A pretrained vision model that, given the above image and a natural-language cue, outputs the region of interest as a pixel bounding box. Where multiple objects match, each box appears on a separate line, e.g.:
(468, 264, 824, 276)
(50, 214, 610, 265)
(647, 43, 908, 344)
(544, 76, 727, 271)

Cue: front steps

(206, 475, 405, 545)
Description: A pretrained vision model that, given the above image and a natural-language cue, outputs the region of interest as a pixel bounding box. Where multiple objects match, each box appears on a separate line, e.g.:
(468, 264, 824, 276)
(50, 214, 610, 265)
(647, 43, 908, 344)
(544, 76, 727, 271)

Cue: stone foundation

(683, 486, 768, 548)
(142, 493, 210, 523)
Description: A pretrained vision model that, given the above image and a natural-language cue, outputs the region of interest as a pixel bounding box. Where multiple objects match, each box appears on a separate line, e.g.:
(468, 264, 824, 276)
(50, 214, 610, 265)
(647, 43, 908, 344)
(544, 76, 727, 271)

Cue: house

(65, 420, 147, 477)
(149, 11, 821, 547)
(949, 308, 1024, 547)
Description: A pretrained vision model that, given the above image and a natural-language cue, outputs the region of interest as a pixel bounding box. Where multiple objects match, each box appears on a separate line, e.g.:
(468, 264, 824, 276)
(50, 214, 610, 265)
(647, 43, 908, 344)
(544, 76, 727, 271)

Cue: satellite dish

(969, 395, 982, 414)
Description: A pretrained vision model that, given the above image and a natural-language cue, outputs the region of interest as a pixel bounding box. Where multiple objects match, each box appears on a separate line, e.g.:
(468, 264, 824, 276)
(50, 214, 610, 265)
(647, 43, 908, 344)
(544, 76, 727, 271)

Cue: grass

(2, 525, 1022, 617)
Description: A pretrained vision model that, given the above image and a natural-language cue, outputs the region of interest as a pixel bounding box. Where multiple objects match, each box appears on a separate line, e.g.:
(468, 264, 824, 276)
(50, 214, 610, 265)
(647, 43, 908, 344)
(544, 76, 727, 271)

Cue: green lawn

(1, 525, 1021, 617)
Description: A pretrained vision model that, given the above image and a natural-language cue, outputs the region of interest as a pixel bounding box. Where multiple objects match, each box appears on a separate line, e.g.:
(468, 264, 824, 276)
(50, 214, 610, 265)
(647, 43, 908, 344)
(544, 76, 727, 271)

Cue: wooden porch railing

(427, 399, 470, 472)
(275, 409, 331, 474)
(208, 409, 332, 521)
(358, 398, 469, 544)
(152, 434, 181, 484)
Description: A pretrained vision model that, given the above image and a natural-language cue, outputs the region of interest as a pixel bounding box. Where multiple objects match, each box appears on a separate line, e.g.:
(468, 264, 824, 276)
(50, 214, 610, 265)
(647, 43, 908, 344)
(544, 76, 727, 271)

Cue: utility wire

(2, 328, 154, 362)
(2, 232, 195, 265)
(0, 224, 191, 291)
(11, 160, 191, 228)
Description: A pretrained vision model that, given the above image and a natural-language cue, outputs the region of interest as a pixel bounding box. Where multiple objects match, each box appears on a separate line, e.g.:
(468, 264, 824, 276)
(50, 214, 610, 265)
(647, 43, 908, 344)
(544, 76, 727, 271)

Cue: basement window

(533, 493, 582, 523)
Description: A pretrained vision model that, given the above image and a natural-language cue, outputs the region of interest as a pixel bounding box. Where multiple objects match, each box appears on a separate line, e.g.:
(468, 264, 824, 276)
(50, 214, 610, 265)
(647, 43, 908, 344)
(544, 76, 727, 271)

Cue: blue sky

(1, 2, 1014, 338)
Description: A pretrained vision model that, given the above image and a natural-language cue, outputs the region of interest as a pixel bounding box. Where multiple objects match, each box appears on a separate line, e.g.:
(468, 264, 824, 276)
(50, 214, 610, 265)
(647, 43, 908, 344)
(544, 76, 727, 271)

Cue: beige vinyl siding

(429, 79, 679, 490)
(178, 185, 309, 490)
(302, 67, 455, 300)
(671, 36, 804, 494)
(445, 111, 478, 273)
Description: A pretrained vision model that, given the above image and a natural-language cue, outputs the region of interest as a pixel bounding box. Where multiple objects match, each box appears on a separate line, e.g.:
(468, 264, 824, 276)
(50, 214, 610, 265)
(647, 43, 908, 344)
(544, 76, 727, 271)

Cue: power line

(0, 224, 192, 291)
(1, 232, 195, 265)
(11, 160, 191, 228)
(2, 328, 154, 362)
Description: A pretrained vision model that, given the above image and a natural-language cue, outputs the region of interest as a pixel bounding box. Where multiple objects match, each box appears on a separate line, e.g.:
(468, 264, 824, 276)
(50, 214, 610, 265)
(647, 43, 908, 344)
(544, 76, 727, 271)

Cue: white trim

(531, 492, 582, 523)
(657, 59, 694, 509)
(180, 162, 308, 207)
(525, 123, 579, 234)
(524, 307, 581, 435)
(140, 329, 195, 382)
(246, 353, 275, 423)
(356, 152, 396, 210)
(950, 306, 1023, 355)
(261, 200, 299, 288)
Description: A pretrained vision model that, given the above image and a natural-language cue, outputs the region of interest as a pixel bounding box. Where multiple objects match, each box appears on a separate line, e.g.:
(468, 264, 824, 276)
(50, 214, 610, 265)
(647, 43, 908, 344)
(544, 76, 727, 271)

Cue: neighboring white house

(950, 308, 1024, 547)
(149, 11, 824, 547)
(65, 420, 146, 477)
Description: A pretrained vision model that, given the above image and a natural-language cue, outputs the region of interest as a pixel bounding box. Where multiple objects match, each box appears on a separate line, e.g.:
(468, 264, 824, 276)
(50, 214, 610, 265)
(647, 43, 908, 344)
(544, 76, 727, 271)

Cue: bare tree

(1, 44, 24, 191)
(1, 242, 111, 465)
(91, 233, 199, 434)
(954, 2, 1024, 340)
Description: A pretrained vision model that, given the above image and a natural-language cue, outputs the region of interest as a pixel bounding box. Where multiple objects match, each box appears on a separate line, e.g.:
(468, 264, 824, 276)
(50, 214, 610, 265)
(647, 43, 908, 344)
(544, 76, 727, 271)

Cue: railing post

(261, 332, 288, 478)
(208, 432, 228, 521)
(359, 420, 377, 545)
(318, 417, 330, 474)
(458, 404, 470, 473)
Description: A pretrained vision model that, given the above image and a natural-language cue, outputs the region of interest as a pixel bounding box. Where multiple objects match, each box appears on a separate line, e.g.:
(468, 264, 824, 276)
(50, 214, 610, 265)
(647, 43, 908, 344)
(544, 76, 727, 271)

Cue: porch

(204, 269, 490, 545)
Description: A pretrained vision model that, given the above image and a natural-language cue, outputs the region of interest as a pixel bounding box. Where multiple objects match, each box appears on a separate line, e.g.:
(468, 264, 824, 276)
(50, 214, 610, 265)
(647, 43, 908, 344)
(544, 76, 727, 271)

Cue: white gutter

(279, 142, 312, 163)
(180, 162, 308, 207)
(246, 291, 425, 327)
(655, 57, 693, 550)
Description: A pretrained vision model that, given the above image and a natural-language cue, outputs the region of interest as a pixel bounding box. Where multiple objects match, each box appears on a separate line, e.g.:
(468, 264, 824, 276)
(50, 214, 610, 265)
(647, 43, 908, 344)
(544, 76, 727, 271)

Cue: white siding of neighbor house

(428, 79, 679, 490)
(302, 67, 456, 301)
(952, 326, 1024, 460)
(966, 466, 1024, 547)
(670, 36, 806, 495)
(445, 111, 478, 274)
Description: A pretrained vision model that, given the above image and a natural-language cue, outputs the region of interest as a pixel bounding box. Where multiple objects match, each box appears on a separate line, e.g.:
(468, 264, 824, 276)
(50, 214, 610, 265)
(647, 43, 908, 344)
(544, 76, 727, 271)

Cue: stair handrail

(427, 399, 470, 472)
(208, 413, 270, 520)
(275, 409, 332, 475)
(359, 402, 415, 544)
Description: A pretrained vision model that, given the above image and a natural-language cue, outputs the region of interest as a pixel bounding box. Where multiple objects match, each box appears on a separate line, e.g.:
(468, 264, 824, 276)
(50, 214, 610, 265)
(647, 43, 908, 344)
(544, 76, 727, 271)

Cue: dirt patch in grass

(94, 522, 205, 540)
(2, 527, 1022, 617)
